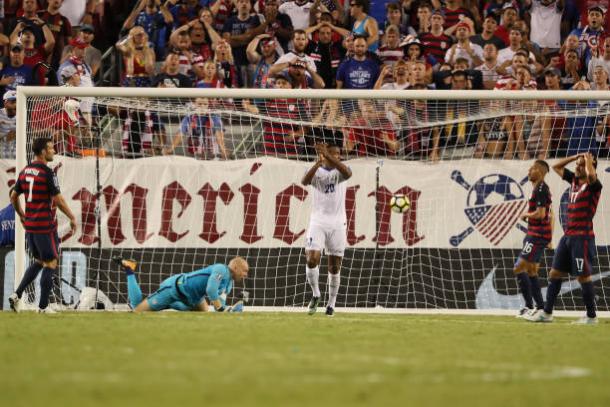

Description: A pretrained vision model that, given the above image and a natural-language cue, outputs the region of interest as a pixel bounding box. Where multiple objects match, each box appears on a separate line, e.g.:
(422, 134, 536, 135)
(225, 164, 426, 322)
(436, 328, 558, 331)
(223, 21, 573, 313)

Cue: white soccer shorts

(305, 223, 346, 257)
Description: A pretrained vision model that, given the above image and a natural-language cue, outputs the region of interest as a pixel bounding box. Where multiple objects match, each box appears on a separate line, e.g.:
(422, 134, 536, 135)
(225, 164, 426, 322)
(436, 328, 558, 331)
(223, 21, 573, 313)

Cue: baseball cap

(11, 43, 24, 52)
(543, 67, 561, 77)
(3, 90, 17, 102)
(80, 24, 95, 33)
(502, 3, 517, 11)
(60, 65, 78, 80)
(589, 5, 605, 14)
(70, 37, 88, 49)
(261, 37, 276, 47)
(20, 25, 35, 35)
(274, 70, 292, 83)
(431, 9, 445, 18)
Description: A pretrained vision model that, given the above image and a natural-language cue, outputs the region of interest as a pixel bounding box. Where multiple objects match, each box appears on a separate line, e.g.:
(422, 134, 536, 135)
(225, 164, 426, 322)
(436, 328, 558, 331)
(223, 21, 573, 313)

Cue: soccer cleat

(112, 256, 137, 272)
(525, 309, 553, 323)
(307, 296, 320, 315)
(325, 306, 334, 317)
(37, 307, 57, 314)
(572, 316, 598, 325)
(516, 307, 534, 318)
(8, 293, 21, 313)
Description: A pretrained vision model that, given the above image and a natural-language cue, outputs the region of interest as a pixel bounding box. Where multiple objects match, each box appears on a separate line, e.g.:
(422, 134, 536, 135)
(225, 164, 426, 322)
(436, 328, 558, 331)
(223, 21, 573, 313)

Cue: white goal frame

(14, 86, 610, 317)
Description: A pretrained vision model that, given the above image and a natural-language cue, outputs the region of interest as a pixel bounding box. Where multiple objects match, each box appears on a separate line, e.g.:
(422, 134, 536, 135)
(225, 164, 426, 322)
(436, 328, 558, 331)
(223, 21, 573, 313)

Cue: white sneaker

(8, 293, 21, 313)
(37, 307, 57, 314)
(525, 309, 553, 323)
(572, 316, 598, 325)
(516, 307, 534, 318)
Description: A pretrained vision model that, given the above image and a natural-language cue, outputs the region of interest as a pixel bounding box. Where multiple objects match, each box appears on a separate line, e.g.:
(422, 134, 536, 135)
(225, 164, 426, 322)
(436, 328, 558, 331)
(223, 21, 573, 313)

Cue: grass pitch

(1, 312, 610, 407)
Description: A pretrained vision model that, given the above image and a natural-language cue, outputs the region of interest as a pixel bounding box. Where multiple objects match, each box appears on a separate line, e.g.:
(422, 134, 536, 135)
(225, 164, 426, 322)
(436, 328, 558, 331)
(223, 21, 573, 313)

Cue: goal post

(6, 86, 610, 313)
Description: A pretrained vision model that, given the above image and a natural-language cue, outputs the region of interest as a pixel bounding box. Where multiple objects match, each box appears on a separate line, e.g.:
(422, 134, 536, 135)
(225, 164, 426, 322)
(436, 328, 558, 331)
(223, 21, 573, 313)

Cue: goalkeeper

(113, 256, 249, 312)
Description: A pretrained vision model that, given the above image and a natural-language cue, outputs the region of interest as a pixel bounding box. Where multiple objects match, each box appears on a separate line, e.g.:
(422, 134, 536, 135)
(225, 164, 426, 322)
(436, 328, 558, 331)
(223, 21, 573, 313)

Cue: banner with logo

(1, 157, 609, 249)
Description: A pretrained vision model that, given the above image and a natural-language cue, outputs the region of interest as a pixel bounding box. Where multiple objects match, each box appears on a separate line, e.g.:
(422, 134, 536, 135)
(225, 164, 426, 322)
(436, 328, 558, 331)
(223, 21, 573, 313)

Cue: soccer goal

(3, 86, 610, 314)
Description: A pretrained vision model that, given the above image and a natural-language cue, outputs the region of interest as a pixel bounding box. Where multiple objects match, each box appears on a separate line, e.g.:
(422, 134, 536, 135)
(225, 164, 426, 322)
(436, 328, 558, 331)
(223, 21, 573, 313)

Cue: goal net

(3, 87, 610, 312)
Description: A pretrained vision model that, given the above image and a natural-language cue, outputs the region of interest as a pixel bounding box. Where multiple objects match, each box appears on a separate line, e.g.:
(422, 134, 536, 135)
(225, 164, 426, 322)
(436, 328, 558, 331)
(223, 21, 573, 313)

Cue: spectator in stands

(560, 80, 601, 156)
(11, 25, 54, 85)
(560, 48, 582, 89)
(286, 58, 325, 88)
(306, 22, 345, 89)
(40, 0, 73, 70)
(170, 29, 195, 76)
(271, 30, 317, 76)
(260, 0, 293, 52)
(60, 24, 101, 76)
(164, 97, 228, 160)
(6, 0, 45, 46)
(248, 34, 280, 89)
(222, 0, 263, 87)
(525, 0, 563, 53)
(0, 90, 16, 159)
(377, 25, 404, 66)
(591, 65, 609, 90)
(442, 0, 474, 36)
(122, 0, 174, 61)
(278, 0, 312, 31)
(444, 22, 483, 69)
(415, 2, 432, 34)
(497, 28, 536, 69)
(383, 2, 412, 37)
(419, 9, 453, 66)
(336, 36, 380, 89)
(112, 104, 165, 158)
(474, 114, 510, 159)
(403, 39, 433, 80)
(374, 60, 409, 147)
(116, 26, 156, 87)
(214, 40, 239, 88)
(350, 0, 379, 52)
(346, 99, 398, 156)
(195, 58, 223, 88)
(430, 70, 478, 162)
(495, 51, 537, 89)
(210, 0, 235, 32)
(0, 44, 40, 95)
(169, 0, 202, 29)
(588, 36, 610, 81)
(58, 37, 94, 125)
(476, 43, 501, 89)
(244, 71, 308, 156)
(470, 15, 505, 51)
(494, 3, 519, 47)
(571, 5, 605, 66)
(535, 67, 565, 157)
(153, 48, 192, 88)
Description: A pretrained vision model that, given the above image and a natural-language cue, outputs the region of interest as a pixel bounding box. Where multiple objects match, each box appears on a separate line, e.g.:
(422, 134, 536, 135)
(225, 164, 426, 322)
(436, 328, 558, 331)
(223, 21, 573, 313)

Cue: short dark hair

(293, 29, 307, 38)
(535, 159, 550, 173)
(32, 137, 52, 156)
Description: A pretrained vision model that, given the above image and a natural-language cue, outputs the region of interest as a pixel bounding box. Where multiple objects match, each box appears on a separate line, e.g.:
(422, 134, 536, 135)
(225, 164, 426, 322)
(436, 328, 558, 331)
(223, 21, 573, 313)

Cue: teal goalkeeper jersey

(178, 264, 233, 307)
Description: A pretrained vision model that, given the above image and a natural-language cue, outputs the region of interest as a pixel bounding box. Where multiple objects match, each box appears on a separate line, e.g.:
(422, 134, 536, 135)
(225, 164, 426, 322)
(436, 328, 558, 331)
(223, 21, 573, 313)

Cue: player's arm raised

(302, 157, 323, 186)
(583, 152, 598, 184)
(551, 154, 579, 178)
(322, 149, 352, 180)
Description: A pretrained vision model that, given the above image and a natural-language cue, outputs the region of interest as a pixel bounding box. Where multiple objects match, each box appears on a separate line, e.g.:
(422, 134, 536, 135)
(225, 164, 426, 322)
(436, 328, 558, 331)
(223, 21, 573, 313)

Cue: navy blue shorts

(26, 232, 60, 262)
(551, 235, 596, 277)
(518, 236, 549, 264)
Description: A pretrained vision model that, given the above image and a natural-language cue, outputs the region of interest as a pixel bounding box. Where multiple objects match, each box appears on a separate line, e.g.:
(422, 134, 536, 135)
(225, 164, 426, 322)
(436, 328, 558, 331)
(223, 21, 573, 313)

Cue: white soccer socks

(306, 266, 321, 297)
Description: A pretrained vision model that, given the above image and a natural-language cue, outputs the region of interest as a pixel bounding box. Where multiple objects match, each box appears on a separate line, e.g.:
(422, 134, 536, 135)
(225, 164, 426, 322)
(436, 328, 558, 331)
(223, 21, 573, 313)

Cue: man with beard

(247, 34, 280, 89)
(306, 23, 345, 88)
(336, 35, 380, 89)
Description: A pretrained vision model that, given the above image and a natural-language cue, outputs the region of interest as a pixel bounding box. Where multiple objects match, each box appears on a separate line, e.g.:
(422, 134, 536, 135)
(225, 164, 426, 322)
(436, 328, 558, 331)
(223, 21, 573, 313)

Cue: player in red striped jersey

(514, 160, 552, 317)
(528, 153, 603, 324)
(8, 138, 77, 313)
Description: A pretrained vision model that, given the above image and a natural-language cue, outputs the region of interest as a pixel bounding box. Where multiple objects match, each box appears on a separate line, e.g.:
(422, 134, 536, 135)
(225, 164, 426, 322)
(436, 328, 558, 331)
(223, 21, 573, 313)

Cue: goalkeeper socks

(516, 272, 533, 309)
(581, 281, 597, 319)
(328, 273, 341, 308)
(529, 275, 544, 309)
(543, 279, 562, 315)
(38, 268, 54, 310)
(127, 274, 143, 309)
(306, 266, 321, 297)
(15, 262, 43, 297)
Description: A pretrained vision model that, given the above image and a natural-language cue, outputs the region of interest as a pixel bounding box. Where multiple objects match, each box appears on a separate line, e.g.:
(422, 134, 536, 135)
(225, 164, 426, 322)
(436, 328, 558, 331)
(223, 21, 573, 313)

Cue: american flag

(465, 200, 527, 246)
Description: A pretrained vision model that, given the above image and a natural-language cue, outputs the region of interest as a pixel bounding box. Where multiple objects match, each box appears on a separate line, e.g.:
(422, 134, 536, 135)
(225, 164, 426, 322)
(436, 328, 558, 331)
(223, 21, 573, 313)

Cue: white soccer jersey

(308, 166, 348, 227)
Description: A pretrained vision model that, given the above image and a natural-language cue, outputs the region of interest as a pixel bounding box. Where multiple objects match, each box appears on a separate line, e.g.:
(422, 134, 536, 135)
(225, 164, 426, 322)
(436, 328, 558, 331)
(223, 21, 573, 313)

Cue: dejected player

(527, 153, 603, 324)
(302, 142, 352, 316)
(114, 256, 249, 312)
(9, 137, 78, 313)
(514, 160, 552, 317)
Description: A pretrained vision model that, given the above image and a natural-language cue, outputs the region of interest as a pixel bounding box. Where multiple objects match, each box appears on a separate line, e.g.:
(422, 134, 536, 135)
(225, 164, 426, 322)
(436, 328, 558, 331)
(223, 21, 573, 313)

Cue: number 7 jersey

(308, 166, 349, 227)
(14, 161, 60, 233)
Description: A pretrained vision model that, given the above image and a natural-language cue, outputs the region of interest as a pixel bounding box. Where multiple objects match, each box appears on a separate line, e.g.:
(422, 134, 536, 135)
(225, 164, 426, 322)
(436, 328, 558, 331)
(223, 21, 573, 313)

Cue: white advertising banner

(1, 157, 609, 249)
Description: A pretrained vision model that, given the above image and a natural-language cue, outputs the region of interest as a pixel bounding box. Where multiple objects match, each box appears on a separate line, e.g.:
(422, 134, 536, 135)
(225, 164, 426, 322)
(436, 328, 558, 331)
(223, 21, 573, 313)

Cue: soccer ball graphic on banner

(389, 194, 410, 213)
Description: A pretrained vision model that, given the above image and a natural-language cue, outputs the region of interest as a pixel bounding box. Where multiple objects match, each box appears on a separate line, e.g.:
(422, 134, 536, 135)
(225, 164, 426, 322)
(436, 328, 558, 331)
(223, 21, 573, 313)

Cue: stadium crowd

(1, 0, 610, 160)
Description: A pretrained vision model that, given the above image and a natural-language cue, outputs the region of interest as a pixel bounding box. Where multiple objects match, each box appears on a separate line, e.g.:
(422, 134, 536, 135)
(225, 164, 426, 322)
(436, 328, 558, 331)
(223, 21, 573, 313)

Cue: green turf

(1, 312, 610, 407)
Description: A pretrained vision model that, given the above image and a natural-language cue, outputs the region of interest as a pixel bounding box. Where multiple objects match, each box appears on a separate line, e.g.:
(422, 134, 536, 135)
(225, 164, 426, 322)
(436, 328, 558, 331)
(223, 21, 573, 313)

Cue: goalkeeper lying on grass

(113, 256, 249, 313)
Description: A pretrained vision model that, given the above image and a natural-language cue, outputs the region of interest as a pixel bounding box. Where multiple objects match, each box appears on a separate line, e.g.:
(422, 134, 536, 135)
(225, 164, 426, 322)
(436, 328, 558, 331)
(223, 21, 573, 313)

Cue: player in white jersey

(302, 142, 352, 316)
